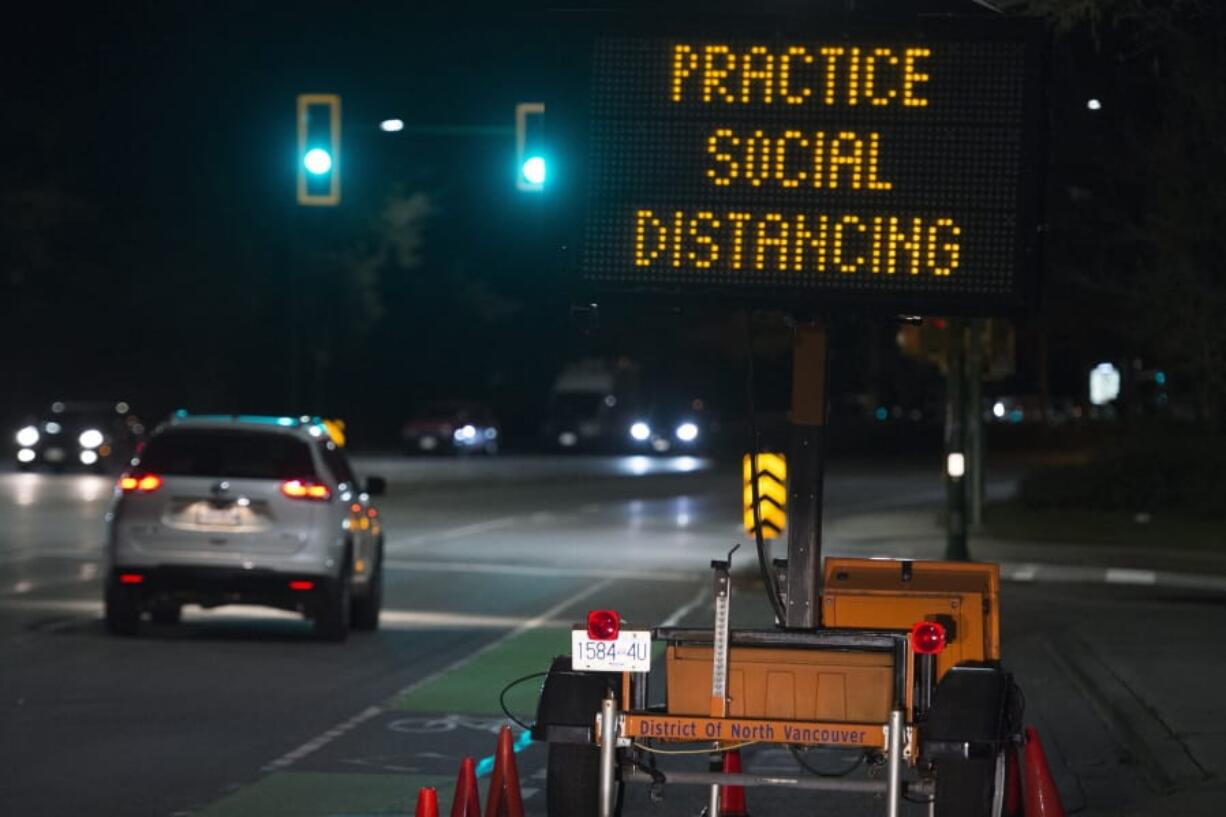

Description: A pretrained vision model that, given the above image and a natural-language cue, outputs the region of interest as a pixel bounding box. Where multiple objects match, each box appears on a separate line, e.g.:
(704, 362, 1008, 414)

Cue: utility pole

(967, 320, 985, 530)
(945, 319, 970, 560)
(785, 323, 828, 628)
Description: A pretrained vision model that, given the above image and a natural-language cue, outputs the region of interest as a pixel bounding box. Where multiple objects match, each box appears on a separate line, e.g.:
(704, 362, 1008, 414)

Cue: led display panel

(577, 21, 1044, 314)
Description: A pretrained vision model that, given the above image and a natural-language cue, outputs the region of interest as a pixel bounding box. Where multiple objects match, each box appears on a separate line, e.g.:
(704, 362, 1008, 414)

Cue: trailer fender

(922, 662, 1022, 760)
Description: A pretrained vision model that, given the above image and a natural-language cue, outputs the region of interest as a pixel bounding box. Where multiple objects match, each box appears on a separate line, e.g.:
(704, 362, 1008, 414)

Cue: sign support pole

(785, 323, 828, 628)
(945, 319, 970, 560)
(967, 320, 985, 530)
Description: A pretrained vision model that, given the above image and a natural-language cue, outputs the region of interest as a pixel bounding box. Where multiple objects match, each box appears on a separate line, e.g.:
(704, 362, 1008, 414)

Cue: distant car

(625, 399, 712, 455)
(401, 401, 500, 455)
(543, 391, 624, 451)
(13, 400, 143, 472)
(104, 414, 386, 641)
(543, 357, 642, 452)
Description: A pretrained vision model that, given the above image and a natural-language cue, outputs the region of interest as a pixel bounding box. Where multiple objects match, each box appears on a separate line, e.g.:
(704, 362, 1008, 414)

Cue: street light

(380, 118, 405, 132)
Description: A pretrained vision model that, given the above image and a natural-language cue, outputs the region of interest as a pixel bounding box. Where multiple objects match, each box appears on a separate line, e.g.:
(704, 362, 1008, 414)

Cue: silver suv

(104, 414, 385, 641)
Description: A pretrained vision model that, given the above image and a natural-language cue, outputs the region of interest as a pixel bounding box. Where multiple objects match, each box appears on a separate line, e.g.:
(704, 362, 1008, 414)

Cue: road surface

(0, 456, 1219, 816)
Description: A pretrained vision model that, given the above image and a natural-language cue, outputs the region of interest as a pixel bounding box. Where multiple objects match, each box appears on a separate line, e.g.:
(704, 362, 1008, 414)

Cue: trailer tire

(545, 741, 622, 817)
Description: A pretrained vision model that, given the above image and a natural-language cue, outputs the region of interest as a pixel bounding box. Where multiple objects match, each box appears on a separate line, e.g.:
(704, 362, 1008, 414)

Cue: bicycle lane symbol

(387, 714, 514, 736)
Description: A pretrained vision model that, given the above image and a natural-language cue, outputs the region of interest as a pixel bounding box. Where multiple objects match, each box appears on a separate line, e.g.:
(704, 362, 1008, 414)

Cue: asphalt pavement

(0, 455, 1223, 816)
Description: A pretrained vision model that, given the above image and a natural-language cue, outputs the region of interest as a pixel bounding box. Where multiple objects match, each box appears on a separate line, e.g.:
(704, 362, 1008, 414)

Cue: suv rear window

(139, 429, 317, 480)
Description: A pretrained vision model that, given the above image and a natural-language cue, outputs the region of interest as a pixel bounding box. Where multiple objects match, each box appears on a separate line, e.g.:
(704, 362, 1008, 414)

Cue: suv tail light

(586, 609, 621, 640)
(910, 620, 947, 655)
(281, 479, 331, 501)
(119, 473, 163, 493)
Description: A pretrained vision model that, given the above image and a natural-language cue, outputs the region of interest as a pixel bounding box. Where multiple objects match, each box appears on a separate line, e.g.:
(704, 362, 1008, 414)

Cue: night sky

(7, 1, 1203, 444)
(7, 4, 591, 439)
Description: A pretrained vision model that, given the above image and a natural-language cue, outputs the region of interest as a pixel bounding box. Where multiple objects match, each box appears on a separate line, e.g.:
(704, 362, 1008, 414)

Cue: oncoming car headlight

(16, 426, 39, 447)
(629, 421, 651, 442)
(78, 429, 104, 449)
(675, 422, 699, 442)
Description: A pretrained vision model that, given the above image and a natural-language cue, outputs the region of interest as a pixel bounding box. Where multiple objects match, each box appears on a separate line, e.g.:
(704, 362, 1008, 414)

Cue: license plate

(197, 506, 240, 526)
(571, 629, 652, 673)
(44, 448, 65, 462)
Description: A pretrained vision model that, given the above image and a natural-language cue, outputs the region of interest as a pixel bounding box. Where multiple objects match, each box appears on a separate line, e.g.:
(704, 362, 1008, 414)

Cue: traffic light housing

(297, 94, 341, 206)
(515, 102, 546, 191)
(897, 319, 1016, 380)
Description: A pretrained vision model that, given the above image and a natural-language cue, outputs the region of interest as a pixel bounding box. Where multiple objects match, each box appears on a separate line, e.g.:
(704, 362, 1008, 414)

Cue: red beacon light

(910, 620, 947, 655)
(586, 609, 621, 641)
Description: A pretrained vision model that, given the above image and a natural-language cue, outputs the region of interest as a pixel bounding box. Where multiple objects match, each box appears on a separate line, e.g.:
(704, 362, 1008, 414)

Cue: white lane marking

(0, 548, 104, 566)
(390, 577, 617, 702)
(1153, 572, 1226, 592)
(659, 584, 709, 627)
(999, 564, 1103, 585)
(379, 610, 569, 629)
(390, 516, 521, 548)
(0, 599, 102, 614)
(1105, 568, 1158, 586)
(262, 706, 383, 771)
(1005, 564, 1039, 582)
(384, 559, 694, 583)
(259, 578, 616, 773)
(1, 572, 100, 597)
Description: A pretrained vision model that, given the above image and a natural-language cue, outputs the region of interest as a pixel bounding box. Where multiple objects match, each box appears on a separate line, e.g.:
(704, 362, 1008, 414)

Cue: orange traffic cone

(484, 727, 525, 817)
(451, 757, 482, 817)
(718, 749, 750, 816)
(1022, 726, 1065, 817)
(1004, 744, 1023, 817)
(415, 786, 440, 817)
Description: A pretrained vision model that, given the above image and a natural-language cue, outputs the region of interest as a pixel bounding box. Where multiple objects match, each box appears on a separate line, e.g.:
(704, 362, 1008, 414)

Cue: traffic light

(897, 318, 951, 372)
(515, 102, 546, 191)
(297, 93, 341, 206)
(743, 452, 787, 539)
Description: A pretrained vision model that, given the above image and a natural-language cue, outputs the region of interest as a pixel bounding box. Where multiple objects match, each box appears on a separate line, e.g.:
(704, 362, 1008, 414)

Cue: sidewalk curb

(999, 562, 1226, 593)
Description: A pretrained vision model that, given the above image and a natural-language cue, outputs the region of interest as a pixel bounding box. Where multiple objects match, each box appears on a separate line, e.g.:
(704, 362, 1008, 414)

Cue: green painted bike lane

(194, 627, 568, 817)
(194, 579, 701, 817)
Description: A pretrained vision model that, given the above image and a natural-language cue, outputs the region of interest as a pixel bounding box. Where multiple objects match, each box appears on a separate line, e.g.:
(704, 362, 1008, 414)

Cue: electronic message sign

(574, 20, 1044, 314)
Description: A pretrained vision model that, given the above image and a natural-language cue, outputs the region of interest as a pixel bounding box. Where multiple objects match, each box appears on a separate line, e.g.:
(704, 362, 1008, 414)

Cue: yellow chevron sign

(743, 452, 787, 539)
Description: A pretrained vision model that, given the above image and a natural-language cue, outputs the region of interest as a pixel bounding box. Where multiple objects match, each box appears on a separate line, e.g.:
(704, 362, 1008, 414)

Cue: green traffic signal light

(303, 148, 333, 175)
(297, 93, 341, 206)
(515, 102, 545, 192)
(521, 156, 546, 186)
